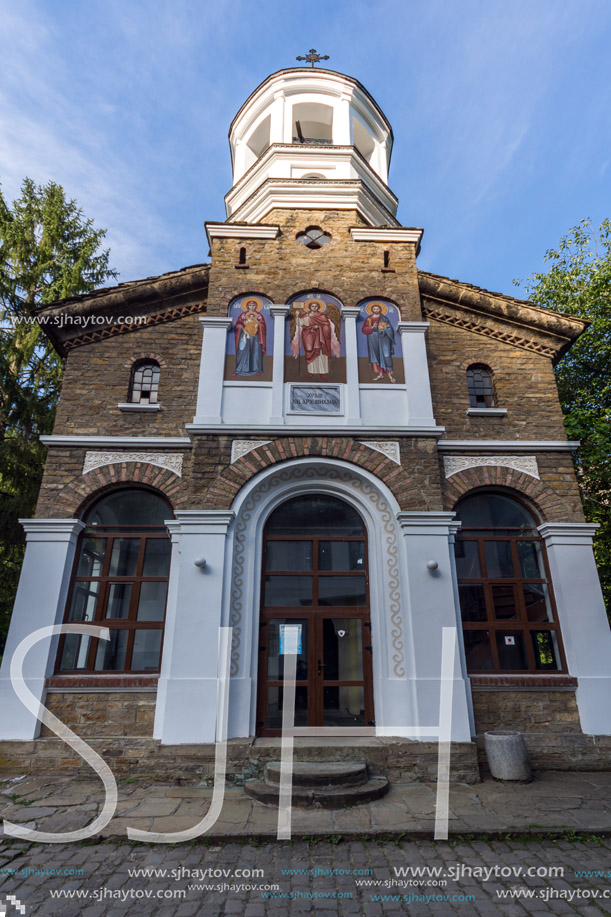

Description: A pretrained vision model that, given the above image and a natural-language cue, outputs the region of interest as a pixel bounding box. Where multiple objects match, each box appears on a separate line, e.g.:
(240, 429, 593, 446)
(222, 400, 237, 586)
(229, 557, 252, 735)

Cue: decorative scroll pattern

(83, 452, 183, 476)
(360, 441, 401, 465)
(231, 440, 272, 463)
(443, 455, 539, 480)
(229, 466, 405, 678)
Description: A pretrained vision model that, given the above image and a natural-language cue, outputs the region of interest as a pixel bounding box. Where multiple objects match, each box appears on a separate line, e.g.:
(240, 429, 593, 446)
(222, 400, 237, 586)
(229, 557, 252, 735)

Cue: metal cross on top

(296, 48, 330, 68)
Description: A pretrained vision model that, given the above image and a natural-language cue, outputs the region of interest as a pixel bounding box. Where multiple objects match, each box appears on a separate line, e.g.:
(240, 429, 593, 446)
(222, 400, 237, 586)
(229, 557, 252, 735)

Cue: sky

(1, 0, 610, 298)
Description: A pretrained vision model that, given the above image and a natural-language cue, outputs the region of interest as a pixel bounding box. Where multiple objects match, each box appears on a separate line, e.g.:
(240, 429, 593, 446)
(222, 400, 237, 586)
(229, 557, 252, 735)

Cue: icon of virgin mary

(233, 297, 267, 376)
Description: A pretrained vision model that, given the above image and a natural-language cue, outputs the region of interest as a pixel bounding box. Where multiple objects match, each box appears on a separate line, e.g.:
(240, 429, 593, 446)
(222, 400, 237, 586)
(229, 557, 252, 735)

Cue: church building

(1, 62, 610, 781)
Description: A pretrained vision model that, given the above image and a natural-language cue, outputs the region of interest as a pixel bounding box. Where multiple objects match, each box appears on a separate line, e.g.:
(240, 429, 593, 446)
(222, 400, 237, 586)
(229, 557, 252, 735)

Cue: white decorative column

(333, 96, 351, 145)
(269, 304, 290, 424)
(538, 523, 611, 735)
(396, 512, 472, 741)
(0, 519, 85, 740)
(193, 316, 232, 425)
(397, 322, 436, 427)
(342, 306, 362, 425)
(154, 510, 235, 744)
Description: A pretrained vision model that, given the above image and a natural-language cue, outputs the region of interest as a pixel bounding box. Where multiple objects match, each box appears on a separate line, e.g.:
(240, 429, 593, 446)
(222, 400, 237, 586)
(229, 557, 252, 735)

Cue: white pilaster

(538, 523, 611, 735)
(334, 96, 351, 145)
(397, 322, 436, 427)
(269, 304, 290, 424)
(396, 512, 472, 740)
(193, 317, 233, 425)
(154, 511, 235, 744)
(0, 519, 85, 739)
(342, 306, 362, 425)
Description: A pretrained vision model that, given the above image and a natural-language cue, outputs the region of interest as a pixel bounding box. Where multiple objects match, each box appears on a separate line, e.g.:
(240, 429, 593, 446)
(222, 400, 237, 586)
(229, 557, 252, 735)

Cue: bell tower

(225, 64, 398, 226)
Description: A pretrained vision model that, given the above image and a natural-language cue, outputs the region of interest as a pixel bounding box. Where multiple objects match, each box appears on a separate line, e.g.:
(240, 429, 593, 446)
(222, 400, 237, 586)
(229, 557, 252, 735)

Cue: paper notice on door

(279, 624, 302, 655)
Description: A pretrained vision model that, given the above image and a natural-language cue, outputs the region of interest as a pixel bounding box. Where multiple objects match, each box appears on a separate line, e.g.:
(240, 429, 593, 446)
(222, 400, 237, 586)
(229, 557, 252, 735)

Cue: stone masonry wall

(471, 686, 581, 735)
(41, 691, 156, 738)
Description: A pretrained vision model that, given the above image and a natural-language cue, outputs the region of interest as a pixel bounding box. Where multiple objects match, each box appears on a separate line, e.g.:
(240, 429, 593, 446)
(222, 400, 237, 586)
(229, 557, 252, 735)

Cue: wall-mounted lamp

(194, 557, 207, 569)
(426, 560, 438, 572)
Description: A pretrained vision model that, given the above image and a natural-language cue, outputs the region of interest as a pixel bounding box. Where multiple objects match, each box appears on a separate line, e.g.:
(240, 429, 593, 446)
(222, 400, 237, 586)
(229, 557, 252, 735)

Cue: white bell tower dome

(225, 66, 399, 226)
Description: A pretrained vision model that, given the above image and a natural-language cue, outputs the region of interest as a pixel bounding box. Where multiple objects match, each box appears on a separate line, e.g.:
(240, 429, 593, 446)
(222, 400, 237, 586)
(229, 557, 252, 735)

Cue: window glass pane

(94, 630, 129, 670)
(106, 583, 132, 619)
(267, 619, 308, 679)
(266, 496, 364, 536)
(495, 632, 528, 670)
(136, 581, 168, 621)
(463, 631, 494, 670)
(458, 585, 487, 621)
(484, 541, 515, 578)
(531, 630, 561, 670)
(517, 541, 546, 579)
(523, 584, 554, 622)
(264, 576, 312, 606)
(323, 619, 362, 681)
(109, 539, 140, 576)
(266, 686, 308, 729)
(68, 581, 100, 622)
(492, 585, 519, 620)
(131, 630, 162, 670)
(59, 634, 92, 670)
(454, 540, 482, 578)
(319, 541, 365, 571)
(142, 538, 171, 576)
(318, 576, 366, 607)
(77, 538, 106, 576)
(323, 686, 365, 727)
(266, 541, 313, 571)
(86, 491, 170, 527)
(456, 494, 537, 532)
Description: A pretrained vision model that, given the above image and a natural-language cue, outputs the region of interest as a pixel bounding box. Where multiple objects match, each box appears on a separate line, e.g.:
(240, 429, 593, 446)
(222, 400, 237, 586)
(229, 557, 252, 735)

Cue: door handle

(317, 659, 326, 675)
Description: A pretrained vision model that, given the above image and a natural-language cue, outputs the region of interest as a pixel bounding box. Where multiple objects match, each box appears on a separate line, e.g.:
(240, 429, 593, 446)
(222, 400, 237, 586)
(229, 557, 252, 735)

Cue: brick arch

(458, 357, 500, 373)
(443, 465, 565, 522)
(123, 352, 168, 369)
(50, 461, 186, 518)
(205, 438, 429, 510)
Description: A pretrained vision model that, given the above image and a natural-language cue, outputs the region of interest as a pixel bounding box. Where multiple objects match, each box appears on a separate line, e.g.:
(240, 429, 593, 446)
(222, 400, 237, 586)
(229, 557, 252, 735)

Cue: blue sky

(1, 0, 610, 297)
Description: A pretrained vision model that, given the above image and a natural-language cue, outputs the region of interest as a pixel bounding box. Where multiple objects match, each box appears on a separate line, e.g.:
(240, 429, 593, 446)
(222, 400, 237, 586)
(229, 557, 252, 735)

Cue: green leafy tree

(516, 218, 611, 616)
(0, 178, 117, 649)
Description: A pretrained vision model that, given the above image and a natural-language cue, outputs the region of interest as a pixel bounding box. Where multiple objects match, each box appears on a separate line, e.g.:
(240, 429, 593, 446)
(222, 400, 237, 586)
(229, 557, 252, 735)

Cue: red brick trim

(470, 675, 577, 687)
(444, 466, 565, 522)
(458, 358, 500, 373)
(46, 675, 158, 688)
(50, 461, 187, 518)
(423, 303, 556, 358)
(123, 352, 168, 369)
(205, 437, 429, 511)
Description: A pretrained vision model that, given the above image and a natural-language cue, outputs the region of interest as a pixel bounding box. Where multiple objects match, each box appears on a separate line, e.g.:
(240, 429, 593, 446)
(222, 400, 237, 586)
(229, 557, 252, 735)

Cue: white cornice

(437, 440, 579, 452)
(40, 435, 192, 448)
(350, 228, 423, 244)
(186, 424, 445, 437)
(204, 223, 280, 247)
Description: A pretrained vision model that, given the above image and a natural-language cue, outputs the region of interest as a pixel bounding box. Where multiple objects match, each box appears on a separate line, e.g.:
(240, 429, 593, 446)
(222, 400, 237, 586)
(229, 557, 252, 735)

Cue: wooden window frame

(466, 363, 496, 408)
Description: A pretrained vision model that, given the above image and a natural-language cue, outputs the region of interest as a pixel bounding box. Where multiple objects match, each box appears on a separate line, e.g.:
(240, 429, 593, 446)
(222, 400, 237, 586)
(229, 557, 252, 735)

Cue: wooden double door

(255, 495, 375, 736)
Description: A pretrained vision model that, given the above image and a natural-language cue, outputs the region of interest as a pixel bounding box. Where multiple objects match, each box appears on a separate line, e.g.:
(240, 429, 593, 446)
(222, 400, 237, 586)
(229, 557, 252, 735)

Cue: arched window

(56, 489, 172, 673)
(454, 492, 565, 674)
(466, 364, 496, 408)
(129, 360, 160, 405)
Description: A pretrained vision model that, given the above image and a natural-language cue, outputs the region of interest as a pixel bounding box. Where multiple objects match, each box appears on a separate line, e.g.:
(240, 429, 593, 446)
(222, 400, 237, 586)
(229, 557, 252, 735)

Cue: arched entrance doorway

(256, 494, 375, 735)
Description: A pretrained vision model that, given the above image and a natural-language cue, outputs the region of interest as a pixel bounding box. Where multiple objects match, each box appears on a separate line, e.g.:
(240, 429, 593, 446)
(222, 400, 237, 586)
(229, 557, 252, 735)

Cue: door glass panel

(484, 541, 515, 578)
(492, 585, 518, 620)
(59, 634, 92, 670)
(323, 619, 363, 681)
(267, 619, 308, 679)
(68, 581, 100, 622)
(531, 630, 561, 670)
(319, 541, 365, 571)
(94, 629, 129, 670)
(517, 540, 546, 579)
(495, 632, 528, 670)
(264, 576, 312, 606)
(266, 686, 308, 729)
(137, 581, 168, 621)
(131, 630, 162, 670)
(106, 583, 132, 619)
(109, 539, 140, 576)
(454, 541, 482, 578)
(458, 584, 487, 621)
(142, 538, 171, 576)
(77, 538, 106, 577)
(323, 686, 365, 727)
(266, 495, 364, 536)
(463, 631, 494, 670)
(523, 583, 554, 622)
(318, 576, 366, 606)
(266, 541, 313, 571)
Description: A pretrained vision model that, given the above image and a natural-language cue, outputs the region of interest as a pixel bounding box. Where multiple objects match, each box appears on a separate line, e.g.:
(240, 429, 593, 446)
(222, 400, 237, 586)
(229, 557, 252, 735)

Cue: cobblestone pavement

(1, 836, 611, 916)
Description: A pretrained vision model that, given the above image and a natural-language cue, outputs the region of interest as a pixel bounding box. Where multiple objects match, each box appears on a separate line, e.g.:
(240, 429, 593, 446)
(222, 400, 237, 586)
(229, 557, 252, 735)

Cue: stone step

(244, 776, 389, 808)
(264, 761, 368, 788)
